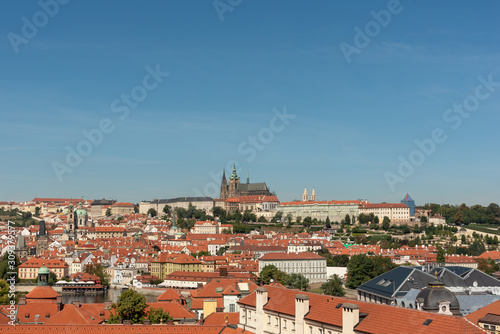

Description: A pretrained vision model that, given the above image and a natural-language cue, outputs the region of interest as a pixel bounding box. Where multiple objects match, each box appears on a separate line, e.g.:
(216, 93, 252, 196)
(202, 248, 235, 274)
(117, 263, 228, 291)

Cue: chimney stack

(295, 294, 310, 334)
(256, 288, 268, 334)
(342, 303, 360, 334)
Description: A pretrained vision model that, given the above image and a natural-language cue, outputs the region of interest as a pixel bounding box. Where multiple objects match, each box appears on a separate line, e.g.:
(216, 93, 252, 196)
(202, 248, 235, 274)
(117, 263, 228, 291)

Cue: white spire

(311, 188, 316, 201)
(302, 187, 309, 202)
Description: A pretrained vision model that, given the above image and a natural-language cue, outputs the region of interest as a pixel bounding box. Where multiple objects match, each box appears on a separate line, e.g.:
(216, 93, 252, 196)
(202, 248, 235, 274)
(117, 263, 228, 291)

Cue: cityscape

(2, 1, 500, 334)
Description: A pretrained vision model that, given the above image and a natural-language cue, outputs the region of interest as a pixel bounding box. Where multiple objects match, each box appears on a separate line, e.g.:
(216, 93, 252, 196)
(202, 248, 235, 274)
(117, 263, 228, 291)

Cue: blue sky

(1, 1, 499, 206)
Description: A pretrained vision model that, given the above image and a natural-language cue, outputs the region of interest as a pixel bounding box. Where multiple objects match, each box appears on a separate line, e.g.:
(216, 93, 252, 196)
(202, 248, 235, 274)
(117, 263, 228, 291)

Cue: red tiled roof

(157, 288, 183, 302)
(0, 324, 226, 333)
(25, 286, 60, 300)
(203, 312, 239, 326)
(238, 285, 485, 334)
(44, 304, 102, 324)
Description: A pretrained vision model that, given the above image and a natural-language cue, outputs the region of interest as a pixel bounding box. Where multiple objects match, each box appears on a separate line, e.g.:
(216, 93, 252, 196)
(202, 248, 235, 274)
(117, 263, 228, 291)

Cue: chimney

(342, 303, 359, 334)
(123, 319, 131, 325)
(143, 319, 151, 325)
(19, 296, 26, 305)
(256, 288, 268, 334)
(56, 296, 63, 311)
(295, 294, 310, 334)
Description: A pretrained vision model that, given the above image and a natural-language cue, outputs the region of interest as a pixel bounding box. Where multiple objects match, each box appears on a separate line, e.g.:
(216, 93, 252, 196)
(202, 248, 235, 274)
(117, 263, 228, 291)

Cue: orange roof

(203, 312, 239, 326)
(44, 304, 102, 324)
(157, 288, 183, 302)
(25, 286, 61, 300)
(0, 324, 226, 333)
(239, 286, 484, 334)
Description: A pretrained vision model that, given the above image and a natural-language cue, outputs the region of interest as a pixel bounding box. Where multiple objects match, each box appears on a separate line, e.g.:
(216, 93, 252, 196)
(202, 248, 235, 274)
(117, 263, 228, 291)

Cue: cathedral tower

(220, 169, 228, 199)
(302, 187, 309, 202)
(311, 188, 316, 201)
(228, 162, 240, 198)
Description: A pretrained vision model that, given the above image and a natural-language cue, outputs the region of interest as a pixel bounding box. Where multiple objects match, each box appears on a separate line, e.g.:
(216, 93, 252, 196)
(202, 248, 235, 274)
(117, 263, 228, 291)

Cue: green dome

(38, 265, 50, 275)
(75, 209, 88, 215)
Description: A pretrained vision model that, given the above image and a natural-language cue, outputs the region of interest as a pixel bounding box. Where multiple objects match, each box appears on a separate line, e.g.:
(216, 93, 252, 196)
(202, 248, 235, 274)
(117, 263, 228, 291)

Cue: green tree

(147, 307, 172, 324)
(0, 252, 19, 281)
(346, 254, 396, 289)
(216, 246, 229, 256)
(152, 245, 161, 252)
(303, 217, 312, 228)
(106, 208, 112, 217)
(162, 205, 171, 217)
(149, 278, 164, 286)
(35, 206, 40, 217)
(212, 206, 226, 218)
(296, 216, 302, 225)
(259, 265, 287, 285)
(382, 217, 391, 230)
(420, 216, 428, 223)
(107, 289, 148, 324)
(285, 274, 309, 291)
(84, 263, 110, 287)
(0, 280, 12, 304)
(147, 208, 157, 217)
(327, 255, 350, 267)
(436, 247, 445, 264)
(286, 213, 293, 225)
(258, 216, 267, 223)
(48, 271, 58, 286)
(321, 274, 345, 297)
(476, 258, 500, 275)
(454, 210, 464, 225)
(345, 214, 351, 225)
(468, 240, 486, 256)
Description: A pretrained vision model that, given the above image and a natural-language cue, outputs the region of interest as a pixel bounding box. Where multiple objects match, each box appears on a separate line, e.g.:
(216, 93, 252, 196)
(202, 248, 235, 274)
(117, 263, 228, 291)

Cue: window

(275, 317, 279, 326)
(229, 304, 235, 312)
(292, 322, 295, 331)
(283, 320, 287, 329)
(309, 326, 313, 334)
(268, 316, 271, 324)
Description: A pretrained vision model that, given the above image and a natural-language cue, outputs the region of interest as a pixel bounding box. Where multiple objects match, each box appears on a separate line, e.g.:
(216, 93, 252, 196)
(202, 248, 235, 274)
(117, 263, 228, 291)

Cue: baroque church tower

(227, 162, 240, 198)
(302, 187, 309, 202)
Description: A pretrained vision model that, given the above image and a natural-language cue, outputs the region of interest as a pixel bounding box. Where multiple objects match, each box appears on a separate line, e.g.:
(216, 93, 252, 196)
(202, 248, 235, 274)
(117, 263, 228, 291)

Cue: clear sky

(1, 1, 499, 206)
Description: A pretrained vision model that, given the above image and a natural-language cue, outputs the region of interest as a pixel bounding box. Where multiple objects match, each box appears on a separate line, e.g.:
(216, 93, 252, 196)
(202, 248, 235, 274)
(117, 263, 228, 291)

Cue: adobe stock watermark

(6, 221, 17, 326)
(7, 0, 71, 54)
(52, 64, 169, 182)
(385, 73, 500, 192)
(192, 106, 295, 198)
(339, 0, 410, 63)
(213, 0, 243, 21)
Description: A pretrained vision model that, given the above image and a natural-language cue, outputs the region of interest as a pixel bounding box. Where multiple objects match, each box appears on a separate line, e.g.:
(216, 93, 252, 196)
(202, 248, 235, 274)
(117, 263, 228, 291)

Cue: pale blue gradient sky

(1, 1, 499, 206)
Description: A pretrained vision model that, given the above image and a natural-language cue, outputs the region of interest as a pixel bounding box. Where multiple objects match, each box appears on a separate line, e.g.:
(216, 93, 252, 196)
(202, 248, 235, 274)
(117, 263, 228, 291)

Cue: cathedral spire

(302, 187, 309, 202)
(247, 170, 250, 184)
(311, 188, 316, 201)
(230, 161, 239, 180)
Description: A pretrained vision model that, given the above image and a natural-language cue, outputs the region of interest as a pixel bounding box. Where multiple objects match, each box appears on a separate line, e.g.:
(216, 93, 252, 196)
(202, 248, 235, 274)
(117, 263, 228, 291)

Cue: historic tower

(311, 188, 316, 201)
(220, 169, 228, 199)
(228, 162, 240, 198)
(302, 187, 309, 202)
(36, 220, 49, 256)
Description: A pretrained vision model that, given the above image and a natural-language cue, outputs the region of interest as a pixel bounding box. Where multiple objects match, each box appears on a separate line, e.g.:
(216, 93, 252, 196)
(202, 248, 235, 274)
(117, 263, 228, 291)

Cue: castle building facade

(219, 163, 272, 200)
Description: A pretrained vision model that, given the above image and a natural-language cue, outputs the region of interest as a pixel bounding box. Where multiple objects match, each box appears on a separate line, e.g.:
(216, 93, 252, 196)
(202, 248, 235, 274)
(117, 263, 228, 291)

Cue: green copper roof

(38, 265, 50, 274)
(75, 209, 88, 215)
